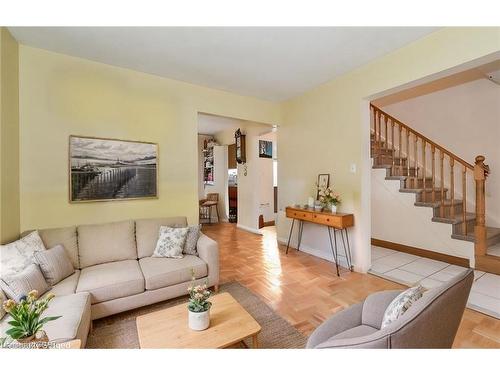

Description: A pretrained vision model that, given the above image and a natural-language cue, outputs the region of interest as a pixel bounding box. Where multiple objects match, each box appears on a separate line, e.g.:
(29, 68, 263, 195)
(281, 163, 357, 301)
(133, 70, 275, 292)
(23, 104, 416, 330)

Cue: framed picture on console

(316, 173, 330, 199)
(69, 135, 158, 203)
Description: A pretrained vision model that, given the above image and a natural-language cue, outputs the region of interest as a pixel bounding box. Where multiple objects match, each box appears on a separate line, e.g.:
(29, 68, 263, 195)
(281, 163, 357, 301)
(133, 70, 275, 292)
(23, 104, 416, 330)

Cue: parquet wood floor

(202, 222, 500, 348)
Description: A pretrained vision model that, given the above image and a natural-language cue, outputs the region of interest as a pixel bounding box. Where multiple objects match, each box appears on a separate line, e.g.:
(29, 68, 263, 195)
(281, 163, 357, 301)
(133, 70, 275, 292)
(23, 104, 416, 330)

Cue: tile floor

(369, 246, 500, 319)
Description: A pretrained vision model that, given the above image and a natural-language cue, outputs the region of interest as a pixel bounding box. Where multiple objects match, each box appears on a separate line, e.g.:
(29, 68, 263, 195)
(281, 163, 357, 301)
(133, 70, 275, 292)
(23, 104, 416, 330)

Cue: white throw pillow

(153, 226, 189, 259)
(381, 285, 425, 329)
(0, 231, 46, 279)
(0, 264, 50, 302)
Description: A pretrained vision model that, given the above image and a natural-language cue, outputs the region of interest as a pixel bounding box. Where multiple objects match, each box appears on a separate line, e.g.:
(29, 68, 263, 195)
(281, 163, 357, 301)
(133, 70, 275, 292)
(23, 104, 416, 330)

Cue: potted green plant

(318, 186, 341, 213)
(187, 281, 212, 331)
(2, 290, 60, 345)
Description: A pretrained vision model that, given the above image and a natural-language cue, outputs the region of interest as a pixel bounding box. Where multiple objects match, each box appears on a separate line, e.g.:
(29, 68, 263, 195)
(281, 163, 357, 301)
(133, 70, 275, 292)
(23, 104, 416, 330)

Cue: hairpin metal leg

(340, 228, 353, 271)
(297, 221, 304, 251)
(327, 227, 340, 276)
(286, 219, 295, 255)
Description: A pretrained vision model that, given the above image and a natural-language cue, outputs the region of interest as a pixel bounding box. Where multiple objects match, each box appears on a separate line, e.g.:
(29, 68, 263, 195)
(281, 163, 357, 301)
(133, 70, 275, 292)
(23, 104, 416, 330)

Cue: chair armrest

(197, 233, 219, 288)
(306, 302, 363, 348)
(361, 290, 402, 329)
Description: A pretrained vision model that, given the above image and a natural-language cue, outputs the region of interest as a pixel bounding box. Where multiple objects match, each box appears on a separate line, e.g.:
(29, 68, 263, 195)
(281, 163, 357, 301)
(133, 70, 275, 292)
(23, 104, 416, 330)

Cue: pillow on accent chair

(0, 231, 46, 279)
(34, 244, 75, 286)
(183, 225, 201, 255)
(153, 226, 189, 259)
(381, 285, 425, 329)
(0, 264, 50, 302)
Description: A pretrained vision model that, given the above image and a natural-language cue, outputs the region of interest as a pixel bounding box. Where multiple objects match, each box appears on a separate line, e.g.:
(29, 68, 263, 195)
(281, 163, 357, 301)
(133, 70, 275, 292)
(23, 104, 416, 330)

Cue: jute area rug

(86, 281, 307, 349)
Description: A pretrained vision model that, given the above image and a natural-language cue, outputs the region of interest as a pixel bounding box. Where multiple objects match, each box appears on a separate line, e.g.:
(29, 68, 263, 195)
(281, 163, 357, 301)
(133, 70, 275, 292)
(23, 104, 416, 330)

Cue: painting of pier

(69, 136, 158, 202)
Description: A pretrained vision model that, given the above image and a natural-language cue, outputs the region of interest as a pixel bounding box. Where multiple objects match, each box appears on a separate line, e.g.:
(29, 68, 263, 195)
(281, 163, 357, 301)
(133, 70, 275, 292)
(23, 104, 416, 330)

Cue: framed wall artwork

(316, 173, 330, 199)
(259, 140, 273, 158)
(69, 135, 158, 202)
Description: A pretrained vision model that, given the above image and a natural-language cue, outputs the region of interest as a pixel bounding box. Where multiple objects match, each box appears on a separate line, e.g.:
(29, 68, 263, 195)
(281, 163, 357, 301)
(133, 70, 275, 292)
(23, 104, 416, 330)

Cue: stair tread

(452, 226, 500, 241)
(414, 199, 463, 208)
(432, 212, 475, 224)
(400, 187, 447, 193)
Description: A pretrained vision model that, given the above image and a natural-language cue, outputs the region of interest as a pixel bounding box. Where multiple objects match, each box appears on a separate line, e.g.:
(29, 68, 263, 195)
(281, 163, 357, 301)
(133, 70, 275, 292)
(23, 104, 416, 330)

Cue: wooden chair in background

(199, 193, 220, 224)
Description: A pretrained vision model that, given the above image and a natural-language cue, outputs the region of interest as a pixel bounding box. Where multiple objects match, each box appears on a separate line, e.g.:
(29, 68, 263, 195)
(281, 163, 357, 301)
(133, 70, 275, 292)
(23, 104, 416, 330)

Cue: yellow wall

(278, 27, 500, 271)
(18, 46, 281, 231)
(0, 28, 20, 244)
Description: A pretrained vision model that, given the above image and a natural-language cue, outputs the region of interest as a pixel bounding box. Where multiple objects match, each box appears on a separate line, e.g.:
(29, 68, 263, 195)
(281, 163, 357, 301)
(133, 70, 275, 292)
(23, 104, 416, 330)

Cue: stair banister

(474, 155, 489, 256)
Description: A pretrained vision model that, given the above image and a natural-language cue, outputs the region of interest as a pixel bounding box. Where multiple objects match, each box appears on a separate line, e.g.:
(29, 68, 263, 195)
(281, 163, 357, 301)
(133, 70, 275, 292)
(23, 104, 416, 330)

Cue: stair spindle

(440, 151, 445, 217)
(414, 135, 418, 185)
(406, 130, 410, 178)
(422, 139, 426, 201)
(391, 119, 395, 171)
(377, 111, 381, 154)
(384, 115, 388, 149)
(398, 122, 402, 168)
(450, 158, 455, 218)
(431, 145, 436, 202)
(462, 166, 467, 236)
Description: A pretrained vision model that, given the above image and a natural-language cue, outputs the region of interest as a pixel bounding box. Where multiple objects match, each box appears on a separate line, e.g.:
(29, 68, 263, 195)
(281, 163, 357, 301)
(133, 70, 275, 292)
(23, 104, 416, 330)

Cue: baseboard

(371, 238, 470, 268)
(236, 224, 263, 236)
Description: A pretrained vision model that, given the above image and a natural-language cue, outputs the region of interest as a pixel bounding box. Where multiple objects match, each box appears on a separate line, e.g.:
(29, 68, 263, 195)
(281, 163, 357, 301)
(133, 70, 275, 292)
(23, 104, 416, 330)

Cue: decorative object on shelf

(187, 272, 212, 331)
(235, 128, 246, 164)
(203, 138, 217, 186)
(307, 196, 315, 208)
(316, 174, 330, 199)
(69, 135, 158, 202)
(317, 185, 341, 213)
(258, 140, 273, 158)
(1, 290, 60, 346)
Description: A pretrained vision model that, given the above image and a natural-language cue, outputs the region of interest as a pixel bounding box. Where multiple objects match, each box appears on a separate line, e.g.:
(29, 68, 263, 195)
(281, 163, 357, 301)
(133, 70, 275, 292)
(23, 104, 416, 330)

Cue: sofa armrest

(361, 290, 402, 329)
(306, 302, 363, 348)
(197, 233, 220, 288)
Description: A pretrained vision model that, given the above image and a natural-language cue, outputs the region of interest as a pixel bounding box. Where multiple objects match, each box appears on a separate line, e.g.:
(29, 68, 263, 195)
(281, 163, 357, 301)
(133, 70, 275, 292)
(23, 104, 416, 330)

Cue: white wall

(382, 77, 500, 227)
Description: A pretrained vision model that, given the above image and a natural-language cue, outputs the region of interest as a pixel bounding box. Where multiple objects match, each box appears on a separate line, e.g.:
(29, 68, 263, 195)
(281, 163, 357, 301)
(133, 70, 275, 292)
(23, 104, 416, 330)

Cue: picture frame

(316, 174, 330, 200)
(259, 140, 273, 158)
(69, 135, 158, 203)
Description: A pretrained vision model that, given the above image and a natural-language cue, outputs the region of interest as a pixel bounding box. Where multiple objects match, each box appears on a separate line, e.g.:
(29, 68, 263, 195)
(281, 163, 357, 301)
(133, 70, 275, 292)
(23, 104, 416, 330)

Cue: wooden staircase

(370, 104, 500, 274)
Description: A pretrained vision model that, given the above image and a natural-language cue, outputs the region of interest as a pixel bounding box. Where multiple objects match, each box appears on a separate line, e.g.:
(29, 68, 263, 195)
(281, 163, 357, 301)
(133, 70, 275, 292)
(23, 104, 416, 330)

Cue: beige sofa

(0, 216, 219, 348)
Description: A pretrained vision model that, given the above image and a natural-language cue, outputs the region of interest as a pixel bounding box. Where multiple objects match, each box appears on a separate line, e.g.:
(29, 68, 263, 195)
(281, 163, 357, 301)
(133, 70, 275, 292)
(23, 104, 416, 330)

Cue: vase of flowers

(2, 290, 60, 346)
(187, 281, 212, 331)
(317, 186, 341, 213)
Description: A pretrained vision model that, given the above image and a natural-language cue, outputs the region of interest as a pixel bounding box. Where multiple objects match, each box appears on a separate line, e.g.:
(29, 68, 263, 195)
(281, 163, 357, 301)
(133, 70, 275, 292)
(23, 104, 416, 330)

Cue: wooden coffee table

(136, 292, 261, 348)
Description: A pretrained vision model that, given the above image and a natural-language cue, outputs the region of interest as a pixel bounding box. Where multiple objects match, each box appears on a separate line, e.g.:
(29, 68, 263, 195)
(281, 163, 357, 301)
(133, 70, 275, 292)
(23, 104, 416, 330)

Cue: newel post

(474, 155, 489, 256)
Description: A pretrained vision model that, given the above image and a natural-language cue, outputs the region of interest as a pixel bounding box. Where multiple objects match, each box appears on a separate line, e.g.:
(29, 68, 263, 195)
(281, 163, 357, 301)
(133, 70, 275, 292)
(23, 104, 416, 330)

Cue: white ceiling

(9, 27, 438, 101)
(198, 113, 272, 135)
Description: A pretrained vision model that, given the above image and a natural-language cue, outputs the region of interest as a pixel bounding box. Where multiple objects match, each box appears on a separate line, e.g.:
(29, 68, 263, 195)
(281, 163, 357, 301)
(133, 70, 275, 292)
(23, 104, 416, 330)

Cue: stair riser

(374, 155, 407, 166)
(391, 166, 419, 177)
(452, 220, 476, 234)
(416, 191, 447, 203)
(432, 203, 464, 218)
(371, 148, 394, 157)
(404, 178, 433, 189)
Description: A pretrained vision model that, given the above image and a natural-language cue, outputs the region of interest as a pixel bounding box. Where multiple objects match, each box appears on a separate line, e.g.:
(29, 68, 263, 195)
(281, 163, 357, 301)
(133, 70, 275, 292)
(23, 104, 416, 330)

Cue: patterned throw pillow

(0, 231, 46, 279)
(153, 226, 189, 259)
(0, 264, 50, 302)
(183, 225, 201, 255)
(34, 245, 75, 286)
(381, 285, 425, 329)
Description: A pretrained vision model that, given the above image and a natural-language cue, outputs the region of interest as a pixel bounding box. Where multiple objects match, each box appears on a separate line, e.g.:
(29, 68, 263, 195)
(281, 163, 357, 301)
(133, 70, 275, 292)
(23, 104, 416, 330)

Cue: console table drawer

(286, 208, 313, 221)
(312, 213, 342, 227)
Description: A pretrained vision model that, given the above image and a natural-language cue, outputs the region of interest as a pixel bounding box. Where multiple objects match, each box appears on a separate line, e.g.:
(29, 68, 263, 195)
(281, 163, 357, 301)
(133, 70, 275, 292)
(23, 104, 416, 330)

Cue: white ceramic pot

(331, 205, 338, 214)
(188, 309, 210, 331)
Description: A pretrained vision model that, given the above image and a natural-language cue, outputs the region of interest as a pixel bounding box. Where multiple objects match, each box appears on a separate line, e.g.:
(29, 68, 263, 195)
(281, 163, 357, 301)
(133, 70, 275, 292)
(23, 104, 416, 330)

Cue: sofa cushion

(153, 226, 189, 259)
(1, 264, 50, 301)
(139, 255, 207, 290)
(184, 225, 201, 255)
(39, 226, 79, 269)
(0, 231, 46, 278)
(34, 245, 75, 286)
(329, 324, 378, 340)
(78, 220, 137, 268)
(76, 260, 144, 304)
(136, 217, 188, 258)
(44, 270, 81, 297)
(1, 292, 91, 345)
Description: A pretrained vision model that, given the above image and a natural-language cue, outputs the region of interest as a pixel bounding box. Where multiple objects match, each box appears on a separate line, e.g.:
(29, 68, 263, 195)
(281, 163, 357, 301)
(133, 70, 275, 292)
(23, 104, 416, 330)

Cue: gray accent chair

(306, 269, 473, 348)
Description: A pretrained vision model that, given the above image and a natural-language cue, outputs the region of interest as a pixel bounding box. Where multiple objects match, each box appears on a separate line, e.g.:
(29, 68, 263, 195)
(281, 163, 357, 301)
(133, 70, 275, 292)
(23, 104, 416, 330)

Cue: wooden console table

(285, 206, 354, 276)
